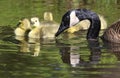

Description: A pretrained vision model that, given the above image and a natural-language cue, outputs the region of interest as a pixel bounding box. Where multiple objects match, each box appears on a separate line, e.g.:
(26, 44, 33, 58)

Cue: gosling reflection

(56, 40, 101, 67)
(15, 36, 40, 56)
(28, 38, 41, 56)
(16, 36, 30, 53)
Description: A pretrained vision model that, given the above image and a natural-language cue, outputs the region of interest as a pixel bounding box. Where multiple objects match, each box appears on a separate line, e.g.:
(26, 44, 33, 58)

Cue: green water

(0, 0, 120, 78)
(0, 0, 120, 26)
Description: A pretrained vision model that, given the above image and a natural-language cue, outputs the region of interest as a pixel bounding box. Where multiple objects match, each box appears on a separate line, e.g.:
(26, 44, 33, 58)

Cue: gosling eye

(35, 20, 37, 22)
(16, 22, 21, 27)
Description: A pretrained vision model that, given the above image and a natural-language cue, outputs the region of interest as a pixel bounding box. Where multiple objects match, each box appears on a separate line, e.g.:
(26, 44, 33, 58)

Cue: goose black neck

(87, 18, 101, 40)
(76, 9, 101, 40)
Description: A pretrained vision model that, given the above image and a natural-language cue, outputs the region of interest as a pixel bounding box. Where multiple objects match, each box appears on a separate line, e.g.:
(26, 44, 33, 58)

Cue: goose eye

(64, 15, 69, 23)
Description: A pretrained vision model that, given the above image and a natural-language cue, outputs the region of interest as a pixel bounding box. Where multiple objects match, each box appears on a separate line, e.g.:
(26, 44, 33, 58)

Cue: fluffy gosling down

(28, 17, 42, 39)
(14, 18, 31, 37)
(40, 12, 59, 38)
(29, 12, 59, 39)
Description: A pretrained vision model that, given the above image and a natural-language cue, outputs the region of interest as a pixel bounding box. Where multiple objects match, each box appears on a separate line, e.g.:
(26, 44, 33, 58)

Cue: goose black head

(55, 9, 101, 40)
(55, 10, 80, 37)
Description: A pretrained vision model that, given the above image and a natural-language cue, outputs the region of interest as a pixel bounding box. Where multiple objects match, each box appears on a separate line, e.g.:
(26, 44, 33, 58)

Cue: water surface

(0, 0, 120, 78)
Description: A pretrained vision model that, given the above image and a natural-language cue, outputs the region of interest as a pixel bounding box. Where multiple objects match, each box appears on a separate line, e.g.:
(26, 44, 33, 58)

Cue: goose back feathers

(102, 20, 120, 43)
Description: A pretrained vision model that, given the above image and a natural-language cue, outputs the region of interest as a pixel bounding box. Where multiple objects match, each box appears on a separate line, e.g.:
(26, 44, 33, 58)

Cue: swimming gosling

(28, 17, 42, 39)
(41, 12, 59, 38)
(14, 18, 31, 37)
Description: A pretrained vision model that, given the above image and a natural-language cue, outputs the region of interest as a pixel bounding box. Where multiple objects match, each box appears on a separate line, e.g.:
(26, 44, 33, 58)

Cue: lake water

(0, 0, 120, 78)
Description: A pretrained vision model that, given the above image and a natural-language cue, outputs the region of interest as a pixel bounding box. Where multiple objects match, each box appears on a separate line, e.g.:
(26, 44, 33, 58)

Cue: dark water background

(0, 0, 120, 78)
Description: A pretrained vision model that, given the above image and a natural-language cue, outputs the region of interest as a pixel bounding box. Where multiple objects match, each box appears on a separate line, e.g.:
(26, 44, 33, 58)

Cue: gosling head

(44, 12, 53, 21)
(14, 18, 31, 37)
(17, 18, 31, 30)
(30, 17, 40, 28)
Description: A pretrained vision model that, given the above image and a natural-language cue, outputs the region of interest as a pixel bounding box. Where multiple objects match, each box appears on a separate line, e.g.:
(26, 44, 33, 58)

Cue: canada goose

(28, 17, 42, 39)
(101, 20, 120, 43)
(55, 9, 101, 40)
(40, 12, 59, 39)
(65, 15, 107, 33)
(14, 18, 31, 37)
(56, 39, 101, 67)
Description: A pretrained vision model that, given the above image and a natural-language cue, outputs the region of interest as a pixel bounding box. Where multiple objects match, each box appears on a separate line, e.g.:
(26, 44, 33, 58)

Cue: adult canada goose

(101, 20, 120, 43)
(28, 17, 42, 39)
(14, 18, 31, 37)
(65, 15, 107, 34)
(55, 9, 101, 40)
(42, 12, 105, 38)
(56, 39, 101, 67)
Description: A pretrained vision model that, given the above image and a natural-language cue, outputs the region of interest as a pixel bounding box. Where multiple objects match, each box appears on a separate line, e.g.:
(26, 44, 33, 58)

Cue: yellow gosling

(28, 17, 42, 39)
(41, 12, 59, 38)
(14, 18, 31, 37)
(41, 24, 59, 38)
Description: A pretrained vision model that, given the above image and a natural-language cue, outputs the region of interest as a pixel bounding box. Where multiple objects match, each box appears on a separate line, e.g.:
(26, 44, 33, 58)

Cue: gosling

(14, 18, 31, 37)
(41, 12, 59, 38)
(28, 17, 42, 39)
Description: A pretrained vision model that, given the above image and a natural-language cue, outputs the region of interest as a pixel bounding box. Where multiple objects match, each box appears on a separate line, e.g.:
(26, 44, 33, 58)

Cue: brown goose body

(102, 20, 120, 43)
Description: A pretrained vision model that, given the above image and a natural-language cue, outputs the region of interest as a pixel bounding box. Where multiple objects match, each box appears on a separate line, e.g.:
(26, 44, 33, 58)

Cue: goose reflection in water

(103, 41, 120, 61)
(56, 40, 101, 67)
(56, 41, 101, 67)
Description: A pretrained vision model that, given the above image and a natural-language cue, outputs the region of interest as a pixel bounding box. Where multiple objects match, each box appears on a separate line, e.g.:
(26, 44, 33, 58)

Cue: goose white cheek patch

(70, 11, 79, 27)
